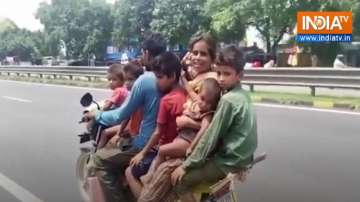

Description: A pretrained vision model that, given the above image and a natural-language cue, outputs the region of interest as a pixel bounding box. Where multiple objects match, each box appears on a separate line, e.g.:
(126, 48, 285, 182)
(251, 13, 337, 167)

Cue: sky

(0, 0, 265, 48)
(0, 0, 115, 31)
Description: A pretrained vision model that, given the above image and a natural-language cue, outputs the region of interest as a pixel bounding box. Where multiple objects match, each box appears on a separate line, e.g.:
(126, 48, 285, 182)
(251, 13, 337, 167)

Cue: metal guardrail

(1, 66, 360, 96)
(242, 68, 360, 95)
(0, 66, 107, 81)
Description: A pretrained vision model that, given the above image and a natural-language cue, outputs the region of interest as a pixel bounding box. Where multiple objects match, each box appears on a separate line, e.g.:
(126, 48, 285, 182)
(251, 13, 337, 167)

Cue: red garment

(128, 109, 143, 136)
(157, 88, 187, 145)
(107, 87, 128, 107)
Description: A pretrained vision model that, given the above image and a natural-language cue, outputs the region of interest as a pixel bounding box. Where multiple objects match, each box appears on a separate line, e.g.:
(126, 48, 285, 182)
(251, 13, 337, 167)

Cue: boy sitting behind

(140, 78, 221, 184)
(125, 52, 187, 199)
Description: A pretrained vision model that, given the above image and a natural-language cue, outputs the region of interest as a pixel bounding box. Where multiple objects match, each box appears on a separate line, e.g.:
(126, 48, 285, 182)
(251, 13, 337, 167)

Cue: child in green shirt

(171, 45, 258, 202)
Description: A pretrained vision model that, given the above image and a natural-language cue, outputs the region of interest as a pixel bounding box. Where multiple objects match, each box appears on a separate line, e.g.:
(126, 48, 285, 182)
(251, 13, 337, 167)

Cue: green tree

(0, 29, 41, 61)
(353, 1, 360, 40)
(298, 0, 356, 66)
(0, 17, 18, 32)
(204, 0, 246, 43)
(244, 0, 314, 54)
(112, 0, 154, 48)
(36, 0, 113, 59)
(151, 0, 209, 46)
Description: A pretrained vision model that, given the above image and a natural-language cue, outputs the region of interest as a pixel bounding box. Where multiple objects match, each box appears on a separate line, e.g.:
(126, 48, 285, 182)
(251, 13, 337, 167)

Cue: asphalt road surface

(0, 79, 359, 202)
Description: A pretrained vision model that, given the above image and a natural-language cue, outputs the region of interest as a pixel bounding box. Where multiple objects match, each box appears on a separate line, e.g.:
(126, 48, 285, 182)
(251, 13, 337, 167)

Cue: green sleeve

(183, 99, 234, 170)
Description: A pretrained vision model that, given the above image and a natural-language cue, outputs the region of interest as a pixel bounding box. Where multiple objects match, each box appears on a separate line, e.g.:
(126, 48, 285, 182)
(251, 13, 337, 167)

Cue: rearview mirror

(80, 93, 93, 107)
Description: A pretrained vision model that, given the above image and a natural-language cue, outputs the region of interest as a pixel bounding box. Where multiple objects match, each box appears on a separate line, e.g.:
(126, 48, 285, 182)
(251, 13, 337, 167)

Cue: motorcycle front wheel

(76, 152, 91, 202)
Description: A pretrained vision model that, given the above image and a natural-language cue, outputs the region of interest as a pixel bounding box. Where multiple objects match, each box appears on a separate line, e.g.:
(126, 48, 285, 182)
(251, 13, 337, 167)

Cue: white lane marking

(255, 103, 360, 116)
(0, 79, 109, 92)
(2, 96, 32, 103)
(0, 172, 44, 202)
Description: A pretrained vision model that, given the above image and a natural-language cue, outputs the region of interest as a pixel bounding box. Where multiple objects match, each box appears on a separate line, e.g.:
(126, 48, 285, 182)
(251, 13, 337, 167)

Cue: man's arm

(102, 100, 113, 111)
(182, 99, 234, 170)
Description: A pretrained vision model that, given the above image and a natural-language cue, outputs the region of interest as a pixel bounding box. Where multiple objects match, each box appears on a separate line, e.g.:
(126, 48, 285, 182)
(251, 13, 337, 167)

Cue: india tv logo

(296, 11, 352, 42)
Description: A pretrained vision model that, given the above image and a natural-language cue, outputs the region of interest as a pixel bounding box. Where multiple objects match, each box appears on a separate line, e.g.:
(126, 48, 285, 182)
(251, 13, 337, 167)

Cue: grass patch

(251, 91, 360, 109)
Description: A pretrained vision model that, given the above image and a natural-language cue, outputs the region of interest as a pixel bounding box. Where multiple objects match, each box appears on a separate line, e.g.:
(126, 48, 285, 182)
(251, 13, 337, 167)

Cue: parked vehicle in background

(1, 56, 20, 65)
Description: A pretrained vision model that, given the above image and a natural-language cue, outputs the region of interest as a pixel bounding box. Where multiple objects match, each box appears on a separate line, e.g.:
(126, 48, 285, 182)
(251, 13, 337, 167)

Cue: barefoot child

(140, 78, 221, 185)
(125, 52, 187, 199)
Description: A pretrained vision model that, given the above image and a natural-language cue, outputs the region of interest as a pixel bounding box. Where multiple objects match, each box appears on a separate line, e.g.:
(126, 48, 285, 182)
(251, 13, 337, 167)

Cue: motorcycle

(75, 93, 267, 202)
(76, 93, 107, 202)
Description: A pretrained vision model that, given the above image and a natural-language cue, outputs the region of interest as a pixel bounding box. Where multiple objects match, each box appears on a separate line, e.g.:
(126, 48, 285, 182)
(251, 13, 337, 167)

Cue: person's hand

(130, 152, 145, 166)
(171, 166, 186, 186)
(107, 135, 120, 148)
(185, 147, 192, 157)
(86, 119, 95, 132)
(82, 112, 96, 122)
(181, 52, 192, 67)
(231, 170, 249, 182)
(181, 70, 190, 83)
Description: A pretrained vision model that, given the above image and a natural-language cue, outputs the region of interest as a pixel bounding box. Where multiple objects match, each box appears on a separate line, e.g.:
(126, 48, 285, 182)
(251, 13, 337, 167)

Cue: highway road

(0, 79, 359, 202)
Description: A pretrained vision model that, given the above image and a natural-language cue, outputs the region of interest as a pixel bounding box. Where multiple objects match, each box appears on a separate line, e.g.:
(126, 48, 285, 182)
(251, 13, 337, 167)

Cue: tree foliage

(36, 0, 113, 59)
(151, 0, 209, 46)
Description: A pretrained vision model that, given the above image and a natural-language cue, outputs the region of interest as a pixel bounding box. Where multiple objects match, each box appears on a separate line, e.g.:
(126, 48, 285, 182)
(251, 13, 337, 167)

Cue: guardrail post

(310, 86, 316, 96)
(250, 84, 254, 92)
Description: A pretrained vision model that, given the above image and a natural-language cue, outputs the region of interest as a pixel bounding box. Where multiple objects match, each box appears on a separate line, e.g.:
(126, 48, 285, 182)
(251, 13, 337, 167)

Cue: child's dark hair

(152, 52, 181, 82)
(123, 61, 144, 79)
(189, 32, 216, 61)
(141, 32, 166, 58)
(216, 45, 245, 73)
(108, 63, 124, 81)
(202, 78, 221, 110)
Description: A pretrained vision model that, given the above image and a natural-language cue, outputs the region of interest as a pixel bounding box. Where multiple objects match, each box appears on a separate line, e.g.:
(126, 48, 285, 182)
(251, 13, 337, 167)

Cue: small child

(180, 78, 222, 156)
(97, 62, 144, 148)
(103, 64, 128, 110)
(141, 78, 221, 184)
(117, 61, 145, 137)
(86, 64, 128, 147)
